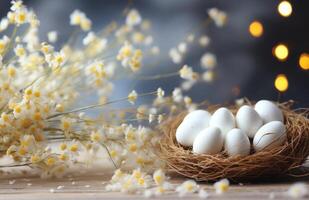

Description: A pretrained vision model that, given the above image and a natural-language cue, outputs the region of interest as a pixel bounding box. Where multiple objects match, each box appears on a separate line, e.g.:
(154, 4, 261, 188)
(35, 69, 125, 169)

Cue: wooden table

(0, 173, 308, 200)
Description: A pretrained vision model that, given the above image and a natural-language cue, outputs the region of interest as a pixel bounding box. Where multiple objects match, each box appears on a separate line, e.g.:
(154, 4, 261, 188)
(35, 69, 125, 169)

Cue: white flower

(11, 0, 23, 11)
(156, 88, 165, 99)
(153, 169, 165, 186)
(178, 42, 187, 54)
(201, 53, 216, 69)
(128, 90, 138, 105)
(83, 32, 96, 45)
(176, 180, 199, 197)
(208, 8, 227, 27)
(169, 48, 182, 64)
(47, 31, 57, 43)
(70, 10, 91, 31)
(235, 98, 245, 106)
(172, 88, 183, 103)
(14, 44, 26, 57)
(70, 9, 84, 25)
(214, 179, 229, 194)
(199, 35, 210, 47)
(202, 71, 214, 82)
(15, 9, 28, 25)
(0, 18, 9, 32)
(157, 114, 164, 124)
(198, 189, 210, 199)
(148, 114, 155, 123)
(184, 96, 192, 106)
(179, 65, 198, 81)
(154, 182, 173, 196)
(287, 182, 308, 198)
(126, 9, 142, 27)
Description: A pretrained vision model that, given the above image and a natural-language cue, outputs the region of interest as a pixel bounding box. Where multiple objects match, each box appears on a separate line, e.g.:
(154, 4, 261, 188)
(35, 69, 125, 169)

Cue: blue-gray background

(1, 0, 308, 108)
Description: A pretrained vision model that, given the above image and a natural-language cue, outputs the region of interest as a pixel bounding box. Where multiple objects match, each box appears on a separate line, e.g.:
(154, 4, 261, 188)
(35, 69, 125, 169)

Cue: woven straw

(160, 101, 309, 182)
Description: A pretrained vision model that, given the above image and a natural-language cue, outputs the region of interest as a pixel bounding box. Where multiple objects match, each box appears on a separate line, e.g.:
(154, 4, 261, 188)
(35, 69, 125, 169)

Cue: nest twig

(159, 101, 309, 182)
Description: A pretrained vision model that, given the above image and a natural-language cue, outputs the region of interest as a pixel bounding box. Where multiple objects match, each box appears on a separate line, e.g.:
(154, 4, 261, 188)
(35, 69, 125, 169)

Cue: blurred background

(0, 0, 308, 107)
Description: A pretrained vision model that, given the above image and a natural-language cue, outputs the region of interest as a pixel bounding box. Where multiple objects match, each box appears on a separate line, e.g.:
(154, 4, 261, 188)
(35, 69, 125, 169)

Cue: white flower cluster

(117, 41, 143, 72)
(0, 0, 228, 187)
(208, 8, 227, 27)
(70, 9, 92, 31)
(105, 168, 230, 198)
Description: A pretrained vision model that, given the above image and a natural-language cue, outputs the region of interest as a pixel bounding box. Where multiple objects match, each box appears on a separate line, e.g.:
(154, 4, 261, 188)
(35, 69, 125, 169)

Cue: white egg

(209, 107, 235, 138)
(193, 127, 223, 154)
(236, 105, 263, 138)
(253, 121, 286, 152)
(176, 110, 211, 146)
(225, 128, 251, 156)
(254, 100, 283, 123)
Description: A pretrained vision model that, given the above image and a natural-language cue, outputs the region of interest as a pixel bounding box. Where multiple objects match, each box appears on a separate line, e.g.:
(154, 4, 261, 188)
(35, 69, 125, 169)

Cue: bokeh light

(274, 74, 289, 92)
(273, 44, 289, 61)
(249, 21, 263, 37)
(299, 53, 309, 70)
(278, 1, 292, 17)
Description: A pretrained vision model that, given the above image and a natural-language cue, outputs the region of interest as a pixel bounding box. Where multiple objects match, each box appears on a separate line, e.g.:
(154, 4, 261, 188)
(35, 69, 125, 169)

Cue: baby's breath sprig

(0, 0, 226, 183)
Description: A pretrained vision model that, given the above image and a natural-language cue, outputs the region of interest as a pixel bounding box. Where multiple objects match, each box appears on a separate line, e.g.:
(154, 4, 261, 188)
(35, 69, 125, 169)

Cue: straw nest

(159, 101, 309, 182)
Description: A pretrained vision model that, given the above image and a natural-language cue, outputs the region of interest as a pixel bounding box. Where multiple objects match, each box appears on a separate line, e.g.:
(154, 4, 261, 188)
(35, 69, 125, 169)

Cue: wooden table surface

(0, 173, 308, 200)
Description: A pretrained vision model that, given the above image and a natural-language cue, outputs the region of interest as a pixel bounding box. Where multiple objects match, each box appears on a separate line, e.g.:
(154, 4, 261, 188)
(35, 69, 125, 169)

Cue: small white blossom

(128, 90, 138, 104)
(83, 32, 96, 45)
(178, 42, 187, 54)
(157, 114, 164, 124)
(235, 98, 245, 106)
(47, 31, 57, 43)
(156, 87, 165, 99)
(11, 0, 23, 11)
(0, 18, 9, 32)
(214, 179, 229, 194)
(176, 180, 199, 197)
(202, 71, 214, 82)
(126, 9, 142, 27)
(172, 88, 183, 103)
(148, 114, 155, 123)
(208, 8, 227, 27)
(70, 10, 91, 31)
(201, 53, 216, 69)
(199, 35, 210, 47)
(287, 182, 308, 198)
(179, 65, 198, 81)
(153, 169, 165, 186)
(169, 48, 182, 64)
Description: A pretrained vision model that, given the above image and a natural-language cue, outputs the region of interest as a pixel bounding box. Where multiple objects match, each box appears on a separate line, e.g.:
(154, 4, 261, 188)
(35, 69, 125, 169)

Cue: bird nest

(159, 101, 309, 182)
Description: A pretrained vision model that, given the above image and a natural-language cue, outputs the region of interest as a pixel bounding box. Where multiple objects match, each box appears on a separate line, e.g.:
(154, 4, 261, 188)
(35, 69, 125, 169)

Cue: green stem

(2, 26, 18, 59)
(46, 91, 157, 119)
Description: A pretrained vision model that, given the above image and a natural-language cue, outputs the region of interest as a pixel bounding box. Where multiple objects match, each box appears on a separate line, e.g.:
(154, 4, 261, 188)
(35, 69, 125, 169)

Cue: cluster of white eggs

(176, 100, 286, 156)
